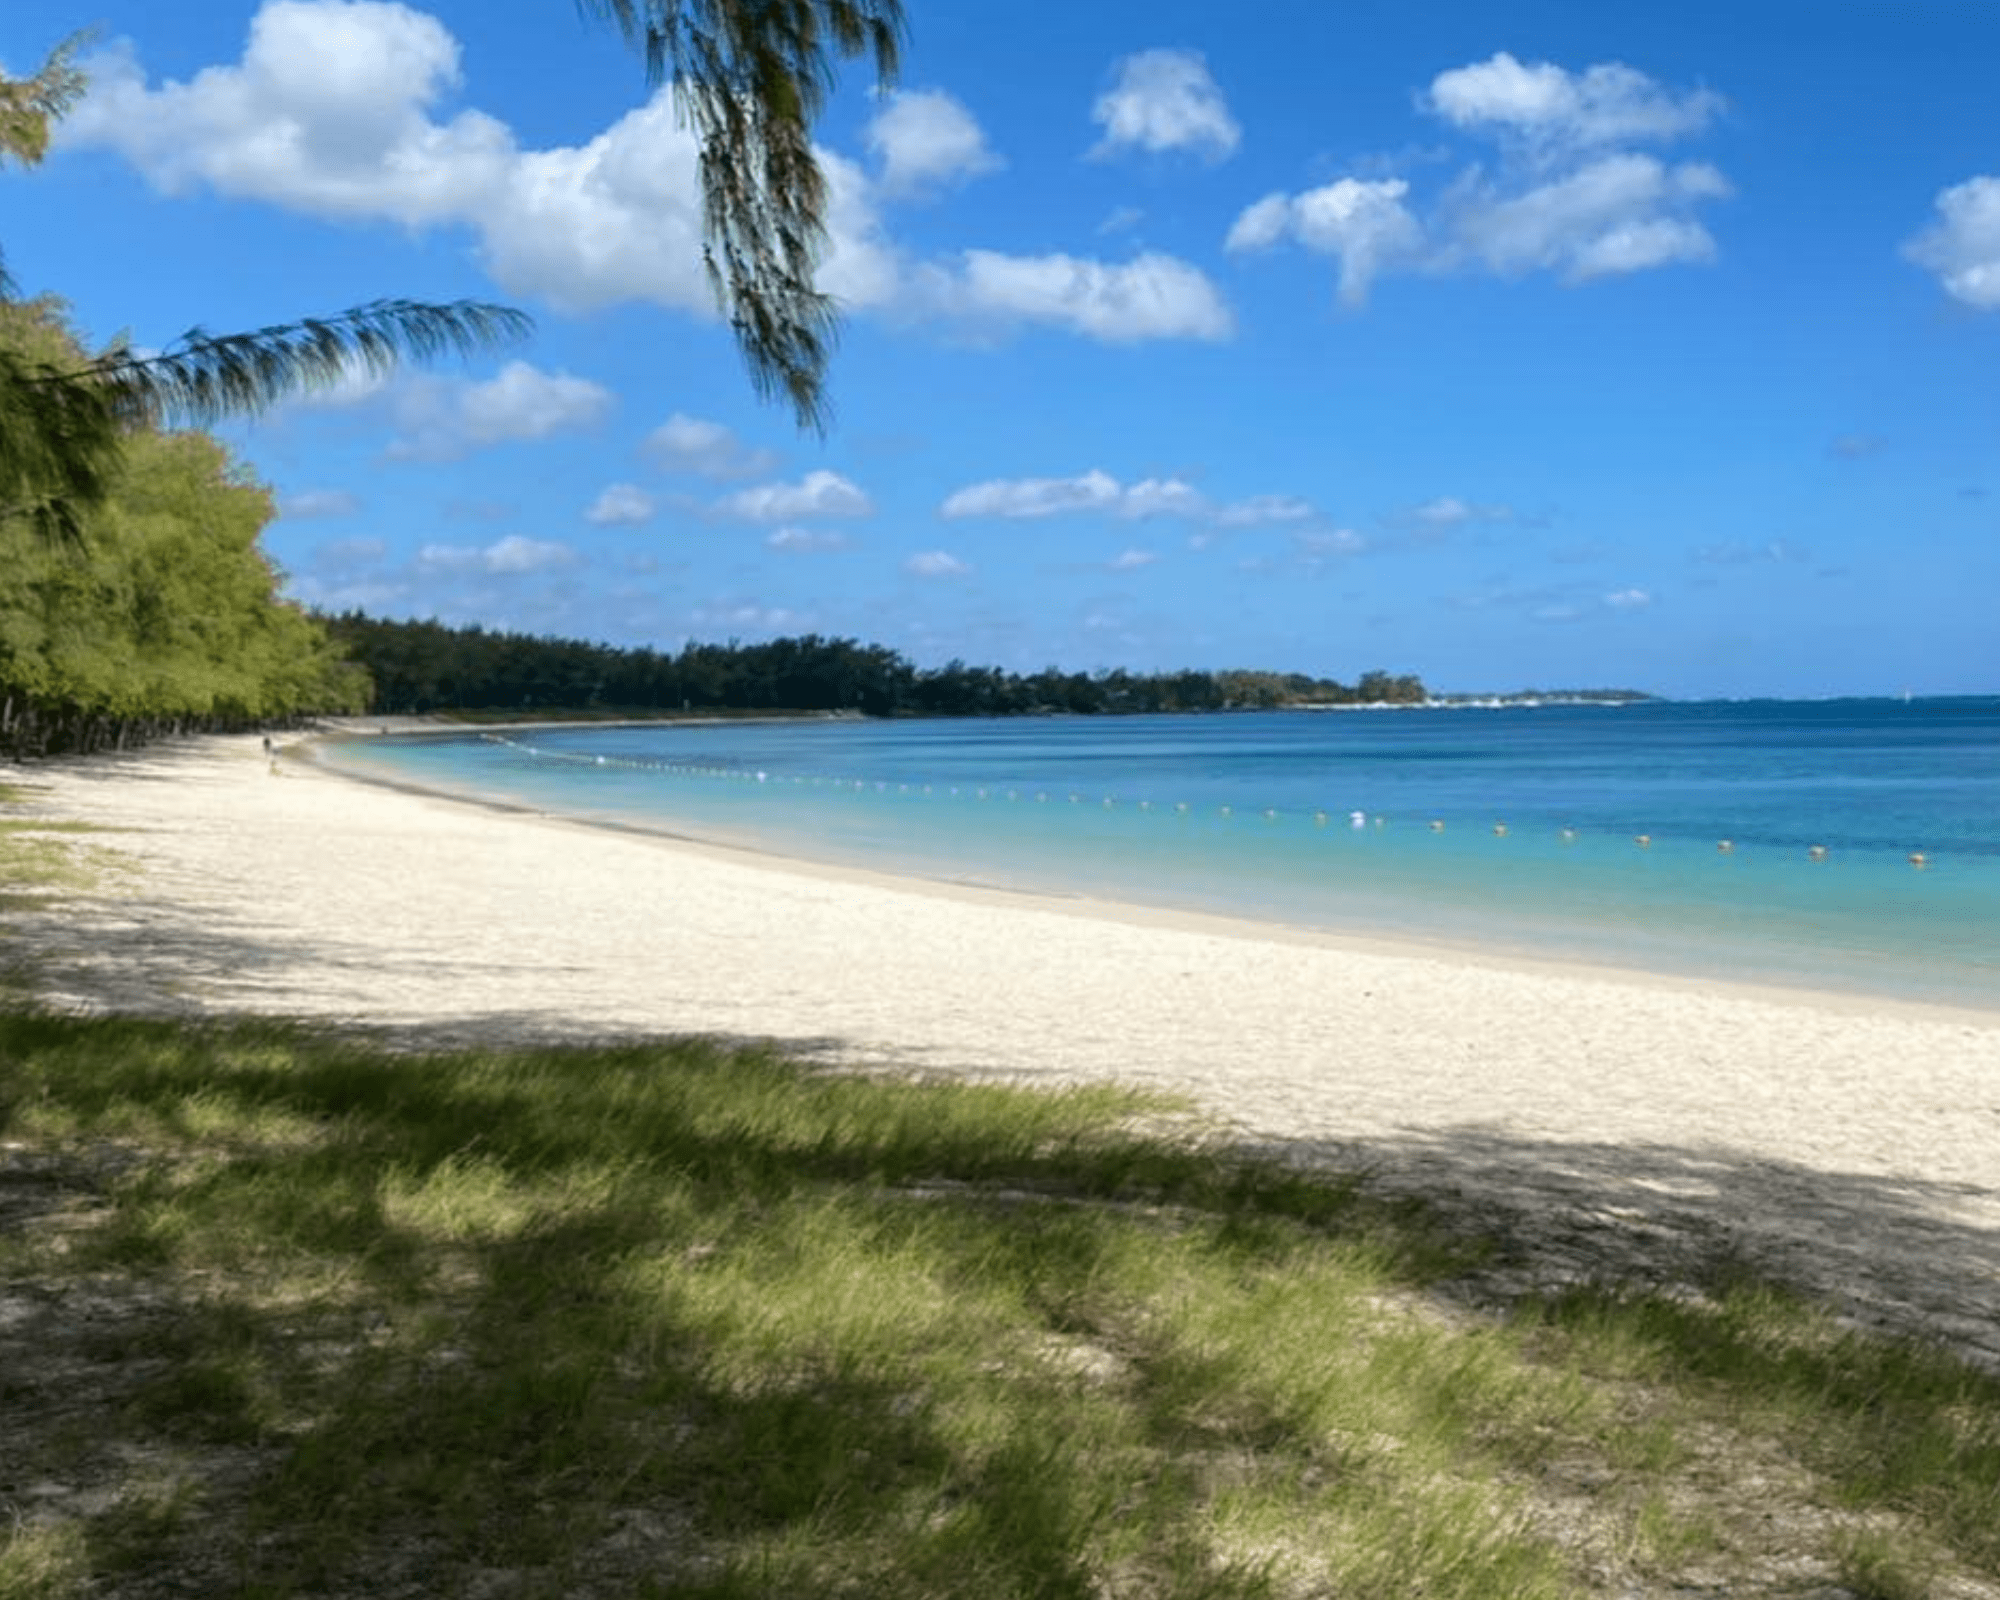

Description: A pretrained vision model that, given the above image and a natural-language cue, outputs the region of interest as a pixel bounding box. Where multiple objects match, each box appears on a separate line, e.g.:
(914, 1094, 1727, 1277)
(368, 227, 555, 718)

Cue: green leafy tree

(0, 300, 369, 753)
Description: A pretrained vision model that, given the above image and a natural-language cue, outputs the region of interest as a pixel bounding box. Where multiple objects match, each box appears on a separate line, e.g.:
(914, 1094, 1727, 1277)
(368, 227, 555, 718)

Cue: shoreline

(308, 724, 2000, 1027)
(10, 731, 2000, 1361)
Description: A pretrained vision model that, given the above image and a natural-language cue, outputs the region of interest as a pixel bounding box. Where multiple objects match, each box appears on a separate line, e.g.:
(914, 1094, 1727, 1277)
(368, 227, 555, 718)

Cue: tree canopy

(0, 300, 372, 755)
(325, 613, 1430, 719)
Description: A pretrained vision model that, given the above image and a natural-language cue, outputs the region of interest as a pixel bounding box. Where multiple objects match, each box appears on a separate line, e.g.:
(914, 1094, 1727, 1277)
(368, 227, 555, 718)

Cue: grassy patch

(2, 1014, 1997, 1598)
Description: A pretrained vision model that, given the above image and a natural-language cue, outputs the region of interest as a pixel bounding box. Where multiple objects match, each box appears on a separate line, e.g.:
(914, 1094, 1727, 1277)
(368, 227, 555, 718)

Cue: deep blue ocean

(323, 699, 2000, 1010)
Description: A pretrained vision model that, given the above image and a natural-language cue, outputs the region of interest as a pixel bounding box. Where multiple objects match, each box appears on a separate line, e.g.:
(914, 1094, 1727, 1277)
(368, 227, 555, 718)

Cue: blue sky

(6, 0, 1998, 697)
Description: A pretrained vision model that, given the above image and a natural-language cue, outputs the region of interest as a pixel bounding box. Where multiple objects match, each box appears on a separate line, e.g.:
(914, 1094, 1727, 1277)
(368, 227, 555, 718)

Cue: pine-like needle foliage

(88, 300, 536, 432)
(578, 0, 906, 432)
(2, 302, 531, 546)
(2, 39, 531, 543)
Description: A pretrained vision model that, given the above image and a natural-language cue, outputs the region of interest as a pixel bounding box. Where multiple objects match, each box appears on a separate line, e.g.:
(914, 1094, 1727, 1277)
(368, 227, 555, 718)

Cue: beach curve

(11, 730, 2000, 1363)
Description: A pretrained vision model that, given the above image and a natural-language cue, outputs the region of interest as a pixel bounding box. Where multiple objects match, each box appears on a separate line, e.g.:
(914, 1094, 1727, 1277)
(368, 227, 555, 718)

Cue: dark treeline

(1, 301, 370, 759)
(325, 613, 1429, 718)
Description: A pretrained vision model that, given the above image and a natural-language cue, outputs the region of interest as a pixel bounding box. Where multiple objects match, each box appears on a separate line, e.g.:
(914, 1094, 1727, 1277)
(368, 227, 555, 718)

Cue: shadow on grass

(6, 1013, 2000, 1598)
(1, 1013, 1467, 1599)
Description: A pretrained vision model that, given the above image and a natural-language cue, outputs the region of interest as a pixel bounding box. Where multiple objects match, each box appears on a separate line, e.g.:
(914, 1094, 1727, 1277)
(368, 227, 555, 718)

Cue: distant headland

(324, 613, 1653, 720)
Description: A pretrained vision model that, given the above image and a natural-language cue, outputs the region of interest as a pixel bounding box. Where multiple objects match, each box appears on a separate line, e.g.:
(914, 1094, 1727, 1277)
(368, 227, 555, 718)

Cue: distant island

(322, 613, 1652, 721)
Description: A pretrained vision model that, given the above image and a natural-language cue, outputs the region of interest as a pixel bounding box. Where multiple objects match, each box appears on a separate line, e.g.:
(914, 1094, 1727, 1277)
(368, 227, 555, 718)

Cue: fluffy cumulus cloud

(585, 483, 656, 527)
(418, 535, 576, 574)
(1090, 49, 1240, 162)
(1425, 52, 1723, 152)
(640, 414, 780, 479)
(1227, 179, 1424, 305)
(1442, 153, 1729, 281)
(1904, 176, 2000, 308)
(1393, 495, 1516, 532)
(63, 0, 1228, 348)
(941, 470, 1212, 520)
(1229, 50, 1730, 303)
(905, 550, 971, 577)
(866, 88, 1002, 196)
(942, 471, 1326, 529)
(385, 361, 613, 460)
(714, 470, 873, 521)
(915, 251, 1234, 342)
(766, 526, 852, 553)
(1210, 493, 1316, 528)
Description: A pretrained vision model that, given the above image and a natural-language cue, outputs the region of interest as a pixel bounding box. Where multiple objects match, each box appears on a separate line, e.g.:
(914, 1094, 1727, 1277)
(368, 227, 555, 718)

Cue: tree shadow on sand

(1255, 1124, 2000, 1368)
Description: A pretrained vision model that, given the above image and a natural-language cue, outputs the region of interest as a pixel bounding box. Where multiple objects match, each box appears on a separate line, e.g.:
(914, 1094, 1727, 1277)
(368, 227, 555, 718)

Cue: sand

(11, 730, 2000, 1362)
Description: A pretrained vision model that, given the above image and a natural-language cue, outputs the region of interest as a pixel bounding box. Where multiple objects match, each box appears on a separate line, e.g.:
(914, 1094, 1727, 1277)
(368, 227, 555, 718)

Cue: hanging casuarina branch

(576, 0, 906, 432)
(83, 299, 537, 431)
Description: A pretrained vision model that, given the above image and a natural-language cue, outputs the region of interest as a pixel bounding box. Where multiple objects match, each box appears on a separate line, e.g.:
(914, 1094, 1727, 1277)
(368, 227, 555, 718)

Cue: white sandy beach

(11, 730, 2000, 1361)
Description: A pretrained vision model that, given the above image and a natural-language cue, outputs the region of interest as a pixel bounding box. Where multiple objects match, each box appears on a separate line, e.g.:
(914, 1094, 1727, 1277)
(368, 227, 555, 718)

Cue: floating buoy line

(475, 732, 1938, 869)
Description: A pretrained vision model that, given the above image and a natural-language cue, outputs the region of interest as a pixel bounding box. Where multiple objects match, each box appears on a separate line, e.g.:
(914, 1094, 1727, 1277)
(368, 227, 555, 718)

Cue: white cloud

(714, 470, 873, 521)
(1227, 179, 1424, 305)
(1090, 49, 1240, 163)
(940, 470, 1122, 519)
(640, 413, 780, 478)
(905, 550, 970, 578)
(1121, 477, 1207, 519)
(940, 470, 1210, 520)
(689, 600, 806, 633)
(866, 88, 1001, 196)
(1397, 495, 1516, 531)
(1425, 53, 1724, 153)
(1905, 176, 2000, 308)
(586, 483, 656, 526)
(918, 250, 1234, 341)
(1107, 548, 1158, 570)
(61, 2, 513, 226)
(277, 487, 359, 519)
(1232, 52, 1728, 304)
(1604, 587, 1653, 610)
(1443, 154, 1728, 281)
(1211, 494, 1315, 528)
(418, 535, 576, 574)
(63, 1, 1226, 351)
(386, 361, 613, 460)
(486, 534, 575, 573)
(1296, 528, 1366, 557)
(766, 526, 853, 553)
(940, 473, 1327, 532)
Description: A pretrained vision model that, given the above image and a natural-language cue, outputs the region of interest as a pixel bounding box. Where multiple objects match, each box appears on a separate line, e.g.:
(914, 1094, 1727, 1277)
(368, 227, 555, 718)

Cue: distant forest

(324, 613, 1431, 718)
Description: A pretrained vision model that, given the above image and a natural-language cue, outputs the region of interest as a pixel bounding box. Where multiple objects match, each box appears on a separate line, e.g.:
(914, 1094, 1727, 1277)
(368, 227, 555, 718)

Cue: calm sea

(322, 699, 2000, 1010)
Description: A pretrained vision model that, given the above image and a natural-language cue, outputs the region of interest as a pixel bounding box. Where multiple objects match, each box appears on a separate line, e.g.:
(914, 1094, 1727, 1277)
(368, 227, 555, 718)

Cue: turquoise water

(323, 700, 2000, 1010)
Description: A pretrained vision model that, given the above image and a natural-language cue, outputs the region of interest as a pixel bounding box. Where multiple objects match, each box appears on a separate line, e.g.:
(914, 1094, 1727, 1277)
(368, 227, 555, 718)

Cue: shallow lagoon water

(325, 699, 2000, 1010)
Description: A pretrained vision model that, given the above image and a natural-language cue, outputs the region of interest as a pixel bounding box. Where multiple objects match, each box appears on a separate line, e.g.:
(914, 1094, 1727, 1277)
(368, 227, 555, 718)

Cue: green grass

(4, 1014, 1998, 1598)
